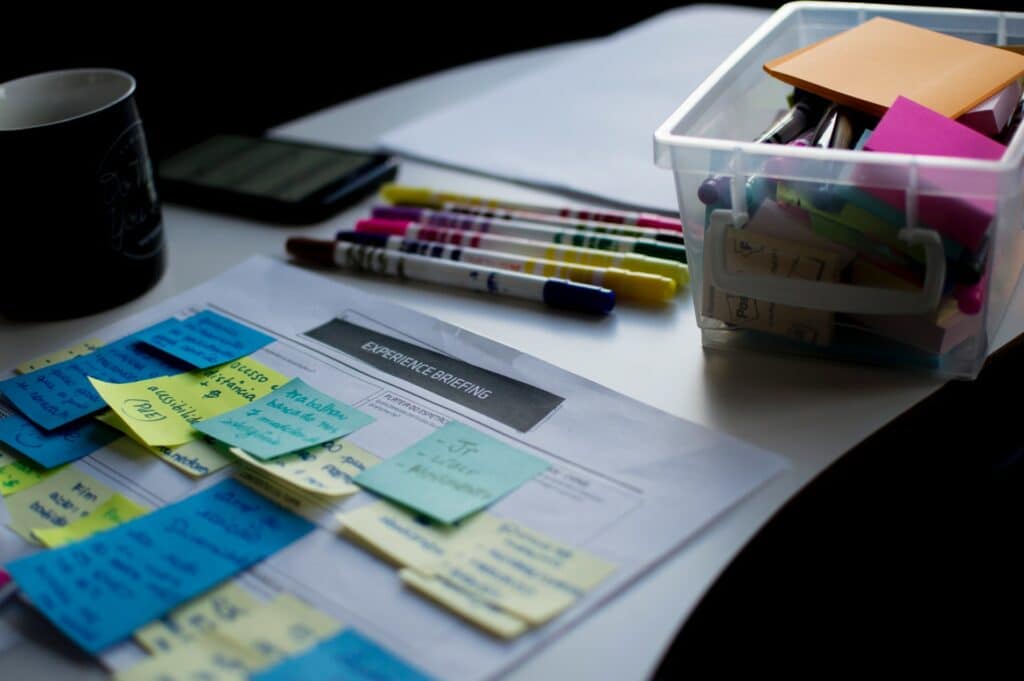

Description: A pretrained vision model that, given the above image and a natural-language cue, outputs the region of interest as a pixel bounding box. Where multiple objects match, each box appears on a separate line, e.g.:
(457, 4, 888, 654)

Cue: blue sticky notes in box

(252, 629, 435, 681)
(354, 421, 548, 524)
(0, 320, 188, 431)
(195, 378, 374, 460)
(5, 478, 313, 653)
(137, 310, 275, 369)
(0, 410, 121, 469)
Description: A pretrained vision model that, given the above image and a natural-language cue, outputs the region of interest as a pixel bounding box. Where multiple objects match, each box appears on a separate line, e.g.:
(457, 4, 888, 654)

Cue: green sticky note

(195, 378, 374, 460)
(354, 421, 549, 524)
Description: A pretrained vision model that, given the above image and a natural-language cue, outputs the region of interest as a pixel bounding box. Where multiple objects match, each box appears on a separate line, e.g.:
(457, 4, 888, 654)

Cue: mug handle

(705, 209, 946, 315)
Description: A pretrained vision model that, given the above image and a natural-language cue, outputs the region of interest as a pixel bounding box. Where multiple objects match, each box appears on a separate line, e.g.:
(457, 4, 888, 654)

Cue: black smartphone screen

(158, 134, 397, 224)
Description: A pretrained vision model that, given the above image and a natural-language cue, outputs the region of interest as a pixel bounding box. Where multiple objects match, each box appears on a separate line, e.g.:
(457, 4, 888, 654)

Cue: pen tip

(286, 237, 335, 266)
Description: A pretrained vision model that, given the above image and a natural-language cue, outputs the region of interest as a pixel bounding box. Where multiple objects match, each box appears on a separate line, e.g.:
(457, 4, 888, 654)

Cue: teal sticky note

(252, 629, 435, 681)
(137, 310, 275, 369)
(194, 378, 374, 460)
(354, 421, 548, 524)
(5, 479, 313, 653)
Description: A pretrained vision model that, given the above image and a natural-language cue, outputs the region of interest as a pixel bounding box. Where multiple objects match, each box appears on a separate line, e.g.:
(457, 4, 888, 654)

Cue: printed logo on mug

(0, 69, 166, 320)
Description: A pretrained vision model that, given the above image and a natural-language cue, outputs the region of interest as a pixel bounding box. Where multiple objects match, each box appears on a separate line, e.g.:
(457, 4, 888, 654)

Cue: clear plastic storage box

(655, 2, 1024, 379)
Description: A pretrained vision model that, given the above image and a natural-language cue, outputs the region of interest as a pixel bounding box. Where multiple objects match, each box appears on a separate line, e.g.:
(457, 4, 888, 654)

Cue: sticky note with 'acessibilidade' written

(5, 478, 314, 653)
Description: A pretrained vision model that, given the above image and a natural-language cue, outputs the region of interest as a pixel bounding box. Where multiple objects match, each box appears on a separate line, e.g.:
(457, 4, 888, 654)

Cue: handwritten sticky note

(90, 357, 289, 448)
(138, 311, 275, 369)
(354, 421, 548, 524)
(33, 493, 148, 548)
(0, 460, 57, 497)
(230, 438, 380, 497)
(135, 581, 261, 654)
(98, 411, 235, 477)
(6, 478, 314, 652)
(4, 466, 115, 543)
(195, 378, 374, 460)
(15, 338, 104, 374)
(213, 593, 342, 665)
(433, 520, 616, 625)
(399, 569, 528, 639)
(338, 500, 498, 573)
(0, 411, 121, 469)
(0, 321, 188, 430)
(764, 17, 1024, 118)
(116, 634, 263, 681)
(251, 629, 435, 681)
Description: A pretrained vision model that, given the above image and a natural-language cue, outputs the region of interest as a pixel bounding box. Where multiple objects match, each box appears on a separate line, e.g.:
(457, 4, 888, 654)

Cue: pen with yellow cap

(380, 184, 683, 232)
(336, 232, 677, 303)
(346, 220, 689, 287)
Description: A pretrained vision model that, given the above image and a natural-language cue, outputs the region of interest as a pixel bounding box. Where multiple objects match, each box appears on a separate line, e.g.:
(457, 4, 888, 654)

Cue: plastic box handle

(705, 209, 946, 315)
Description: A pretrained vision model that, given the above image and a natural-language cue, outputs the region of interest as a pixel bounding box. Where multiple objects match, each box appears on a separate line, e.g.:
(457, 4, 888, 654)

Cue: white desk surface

(4, 40, 1024, 680)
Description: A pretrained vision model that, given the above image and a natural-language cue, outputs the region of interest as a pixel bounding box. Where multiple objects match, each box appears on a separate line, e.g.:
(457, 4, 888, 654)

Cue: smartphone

(158, 133, 398, 224)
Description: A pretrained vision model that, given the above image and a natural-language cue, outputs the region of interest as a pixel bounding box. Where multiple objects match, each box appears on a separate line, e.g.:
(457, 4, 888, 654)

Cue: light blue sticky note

(138, 310, 275, 369)
(354, 421, 548, 524)
(194, 378, 374, 460)
(0, 410, 121, 469)
(5, 479, 313, 653)
(252, 629, 435, 681)
(0, 320, 188, 431)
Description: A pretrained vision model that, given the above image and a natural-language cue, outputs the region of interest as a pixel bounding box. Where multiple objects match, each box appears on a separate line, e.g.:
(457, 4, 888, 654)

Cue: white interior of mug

(0, 68, 135, 131)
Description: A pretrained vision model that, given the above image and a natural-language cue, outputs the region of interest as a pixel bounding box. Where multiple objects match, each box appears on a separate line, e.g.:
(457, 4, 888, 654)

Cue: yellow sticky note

(436, 520, 617, 625)
(15, 338, 103, 374)
(134, 581, 262, 654)
(229, 438, 380, 497)
(339, 500, 500, 574)
(5, 466, 115, 543)
(89, 357, 288, 447)
(116, 633, 263, 681)
(214, 593, 342, 665)
(33, 493, 148, 547)
(0, 460, 54, 497)
(400, 568, 528, 639)
(98, 412, 234, 477)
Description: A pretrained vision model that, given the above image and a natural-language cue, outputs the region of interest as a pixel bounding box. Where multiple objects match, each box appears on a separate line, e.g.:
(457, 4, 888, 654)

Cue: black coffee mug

(0, 68, 166, 320)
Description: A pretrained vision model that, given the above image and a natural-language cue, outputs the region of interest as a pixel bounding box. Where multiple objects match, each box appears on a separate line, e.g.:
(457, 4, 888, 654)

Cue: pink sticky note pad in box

(852, 96, 1006, 251)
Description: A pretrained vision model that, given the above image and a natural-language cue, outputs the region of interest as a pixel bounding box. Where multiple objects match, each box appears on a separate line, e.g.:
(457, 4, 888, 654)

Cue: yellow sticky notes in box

(126, 592, 341, 681)
(34, 492, 148, 547)
(5, 466, 115, 543)
(433, 520, 617, 626)
(400, 568, 527, 639)
(338, 500, 500, 574)
(0, 460, 53, 497)
(135, 581, 262, 654)
(16, 338, 103, 374)
(89, 357, 288, 448)
(230, 438, 380, 497)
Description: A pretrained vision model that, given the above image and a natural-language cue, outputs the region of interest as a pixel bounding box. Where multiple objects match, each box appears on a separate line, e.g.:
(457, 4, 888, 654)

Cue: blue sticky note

(0, 411, 121, 469)
(252, 629, 435, 681)
(195, 378, 374, 460)
(354, 421, 548, 524)
(0, 320, 188, 431)
(137, 310, 275, 369)
(5, 479, 312, 653)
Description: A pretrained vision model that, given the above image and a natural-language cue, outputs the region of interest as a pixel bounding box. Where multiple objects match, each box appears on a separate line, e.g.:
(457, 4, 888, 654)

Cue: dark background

(2, 0, 1018, 673)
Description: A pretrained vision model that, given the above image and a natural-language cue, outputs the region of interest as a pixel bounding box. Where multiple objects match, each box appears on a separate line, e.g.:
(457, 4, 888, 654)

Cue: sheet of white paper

(378, 6, 770, 212)
(0, 256, 784, 680)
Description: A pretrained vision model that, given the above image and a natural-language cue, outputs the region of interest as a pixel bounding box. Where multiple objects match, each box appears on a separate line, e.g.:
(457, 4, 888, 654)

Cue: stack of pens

(287, 185, 690, 314)
(690, 17, 1024, 361)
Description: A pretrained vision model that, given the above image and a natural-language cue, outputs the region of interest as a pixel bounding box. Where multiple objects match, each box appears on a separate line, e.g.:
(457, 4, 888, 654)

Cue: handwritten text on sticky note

(33, 493, 148, 548)
(6, 478, 314, 652)
(354, 421, 548, 524)
(4, 466, 115, 543)
(0, 411, 121, 469)
(138, 311, 274, 369)
(195, 378, 374, 460)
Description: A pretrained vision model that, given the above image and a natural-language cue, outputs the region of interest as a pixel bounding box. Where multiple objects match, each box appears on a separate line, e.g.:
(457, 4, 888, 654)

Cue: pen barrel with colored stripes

(329, 241, 614, 313)
(383, 237, 676, 303)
